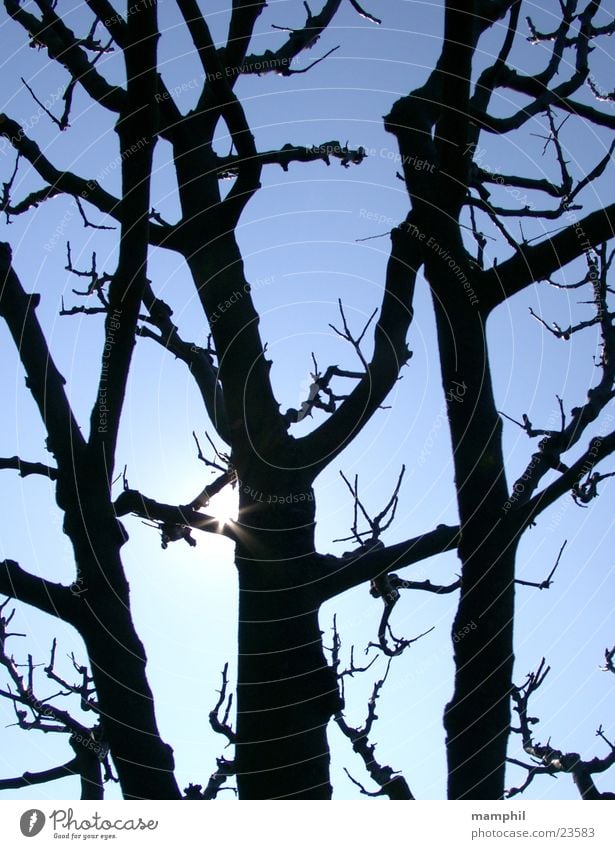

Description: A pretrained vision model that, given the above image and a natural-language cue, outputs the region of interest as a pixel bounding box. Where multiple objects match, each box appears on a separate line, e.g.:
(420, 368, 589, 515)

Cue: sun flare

(207, 486, 239, 525)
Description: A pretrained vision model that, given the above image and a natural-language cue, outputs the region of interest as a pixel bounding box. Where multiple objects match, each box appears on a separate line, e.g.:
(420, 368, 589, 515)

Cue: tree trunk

(233, 492, 338, 799)
(444, 539, 516, 799)
(64, 476, 181, 800)
(429, 263, 516, 799)
(81, 586, 181, 800)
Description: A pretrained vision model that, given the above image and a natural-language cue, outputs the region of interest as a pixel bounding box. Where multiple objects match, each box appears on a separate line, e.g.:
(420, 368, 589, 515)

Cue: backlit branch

(472, 114, 615, 223)
(474, 0, 605, 135)
(0, 605, 91, 740)
(0, 759, 86, 793)
(331, 622, 413, 799)
(477, 184, 615, 309)
(299, 225, 419, 472)
(507, 658, 615, 799)
(114, 489, 236, 544)
(600, 647, 615, 675)
(588, 76, 615, 104)
(0, 456, 57, 480)
(467, 0, 521, 153)
(284, 357, 364, 426)
(329, 300, 377, 372)
(1, 154, 59, 222)
(139, 286, 230, 443)
(176, 0, 261, 227)
(65, 244, 113, 302)
(209, 663, 235, 745)
(190, 434, 235, 508)
(0, 243, 86, 470)
(572, 469, 615, 507)
(0, 605, 110, 799)
(335, 466, 405, 546)
(517, 431, 615, 529)
(184, 757, 236, 800)
(515, 540, 566, 590)
(84, 0, 126, 45)
(5, 0, 125, 112)
(0, 116, 174, 247)
(60, 254, 230, 443)
(223, 0, 267, 74)
(386, 574, 461, 596)
(86, 0, 159, 465)
(320, 523, 460, 601)
(239, 0, 345, 78)
(0, 561, 76, 623)
(45, 639, 98, 715)
(367, 574, 435, 658)
(347, 0, 380, 25)
(214, 141, 366, 178)
(21, 32, 111, 132)
(501, 246, 614, 516)
(185, 662, 237, 800)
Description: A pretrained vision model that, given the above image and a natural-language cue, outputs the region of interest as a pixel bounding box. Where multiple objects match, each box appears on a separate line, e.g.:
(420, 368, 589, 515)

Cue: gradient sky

(0, 0, 614, 801)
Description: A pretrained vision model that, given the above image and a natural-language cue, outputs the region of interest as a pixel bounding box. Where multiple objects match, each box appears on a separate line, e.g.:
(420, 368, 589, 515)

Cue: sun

(206, 486, 239, 525)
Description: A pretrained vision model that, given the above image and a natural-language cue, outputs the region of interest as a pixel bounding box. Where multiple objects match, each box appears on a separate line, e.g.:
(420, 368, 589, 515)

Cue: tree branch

(319, 523, 459, 601)
(331, 626, 413, 799)
(83, 0, 185, 143)
(114, 489, 234, 541)
(214, 140, 366, 177)
(0, 560, 76, 623)
(177, 0, 260, 228)
(299, 224, 419, 472)
(515, 540, 566, 590)
(5, 0, 125, 112)
(209, 663, 235, 744)
(137, 284, 230, 444)
(84, 0, 127, 47)
(184, 757, 236, 800)
(434, 0, 478, 214)
(239, 0, 344, 78)
(0, 758, 80, 791)
(223, 0, 267, 76)
(0, 243, 86, 469)
(87, 0, 159, 465)
(516, 431, 615, 529)
(0, 116, 174, 248)
(0, 456, 57, 479)
(508, 659, 615, 799)
(474, 1, 607, 135)
(601, 646, 615, 675)
(478, 203, 615, 311)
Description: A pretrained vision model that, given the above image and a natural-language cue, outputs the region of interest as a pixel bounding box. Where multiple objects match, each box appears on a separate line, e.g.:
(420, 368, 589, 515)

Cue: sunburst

(207, 486, 239, 526)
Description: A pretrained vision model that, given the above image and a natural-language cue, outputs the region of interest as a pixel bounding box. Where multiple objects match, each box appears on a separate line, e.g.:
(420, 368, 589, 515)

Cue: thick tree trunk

(183, 224, 338, 797)
(64, 473, 181, 800)
(81, 587, 181, 800)
(385, 63, 516, 797)
(445, 540, 516, 799)
(429, 266, 515, 799)
(235, 569, 336, 799)
(233, 491, 337, 799)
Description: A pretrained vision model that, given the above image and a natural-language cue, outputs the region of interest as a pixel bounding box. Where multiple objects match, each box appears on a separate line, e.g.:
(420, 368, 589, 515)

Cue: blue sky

(0, 0, 613, 800)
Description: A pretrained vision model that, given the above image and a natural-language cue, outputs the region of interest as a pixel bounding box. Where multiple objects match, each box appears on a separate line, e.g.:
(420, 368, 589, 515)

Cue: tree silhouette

(0, 0, 614, 800)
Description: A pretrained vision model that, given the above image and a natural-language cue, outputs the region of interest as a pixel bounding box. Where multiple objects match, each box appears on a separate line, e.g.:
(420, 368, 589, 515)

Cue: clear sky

(0, 0, 613, 801)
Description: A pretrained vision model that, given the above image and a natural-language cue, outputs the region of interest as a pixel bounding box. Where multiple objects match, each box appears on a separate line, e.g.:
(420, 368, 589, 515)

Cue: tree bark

(80, 585, 181, 800)
(428, 258, 516, 799)
(64, 468, 181, 800)
(233, 493, 338, 799)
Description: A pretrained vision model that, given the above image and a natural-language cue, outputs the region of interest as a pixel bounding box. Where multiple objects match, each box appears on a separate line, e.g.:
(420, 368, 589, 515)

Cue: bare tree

(0, 0, 614, 800)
